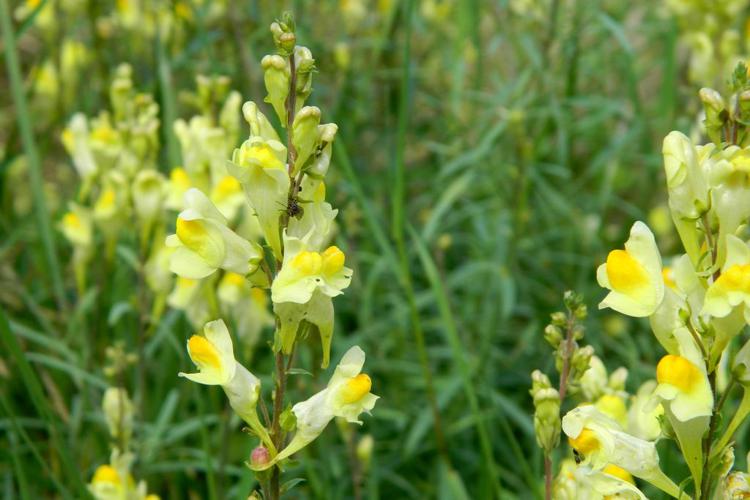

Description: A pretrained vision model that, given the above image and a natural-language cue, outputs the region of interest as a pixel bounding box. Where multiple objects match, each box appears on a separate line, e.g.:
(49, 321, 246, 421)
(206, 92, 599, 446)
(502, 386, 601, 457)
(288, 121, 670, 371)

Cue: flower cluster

(534, 67, 750, 499)
(172, 15, 377, 498)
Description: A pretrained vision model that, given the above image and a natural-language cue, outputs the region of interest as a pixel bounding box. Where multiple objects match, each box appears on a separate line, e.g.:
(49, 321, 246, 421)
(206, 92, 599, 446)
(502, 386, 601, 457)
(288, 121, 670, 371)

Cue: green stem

(1, 0, 67, 312)
(713, 386, 750, 458)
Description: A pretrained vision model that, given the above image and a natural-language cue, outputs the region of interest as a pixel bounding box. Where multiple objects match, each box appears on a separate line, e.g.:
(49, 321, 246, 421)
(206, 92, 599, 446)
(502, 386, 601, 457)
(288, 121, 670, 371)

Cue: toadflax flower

(179, 319, 273, 451)
(649, 350, 713, 491)
(271, 232, 352, 304)
(562, 405, 681, 497)
(703, 234, 750, 322)
(251, 346, 378, 471)
(166, 188, 262, 280)
(226, 133, 290, 260)
(596, 221, 664, 317)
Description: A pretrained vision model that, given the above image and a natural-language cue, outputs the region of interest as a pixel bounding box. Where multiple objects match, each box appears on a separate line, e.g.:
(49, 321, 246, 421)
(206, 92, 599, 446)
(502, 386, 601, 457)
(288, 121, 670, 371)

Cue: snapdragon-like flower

(165, 167, 192, 210)
(132, 169, 166, 226)
(60, 204, 93, 252)
(703, 234, 750, 322)
(61, 113, 97, 181)
(88, 450, 159, 500)
(252, 346, 378, 471)
(650, 351, 713, 491)
(596, 221, 664, 317)
(562, 405, 680, 497)
(662, 131, 709, 264)
(166, 188, 262, 279)
(178, 319, 273, 451)
(226, 133, 290, 260)
(271, 232, 352, 304)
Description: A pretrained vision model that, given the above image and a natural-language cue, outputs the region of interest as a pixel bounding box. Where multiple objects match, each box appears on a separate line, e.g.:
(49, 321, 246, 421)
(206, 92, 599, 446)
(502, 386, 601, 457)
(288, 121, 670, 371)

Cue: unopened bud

(550, 311, 566, 327)
(356, 435, 374, 471)
(533, 387, 561, 452)
(251, 446, 270, 467)
(571, 345, 594, 378)
(261, 55, 290, 125)
(270, 15, 296, 56)
(700, 87, 725, 113)
(608, 367, 628, 392)
(530, 370, 552, 395)
(544, 324, 563, 348)
(292, 106, 321, 174)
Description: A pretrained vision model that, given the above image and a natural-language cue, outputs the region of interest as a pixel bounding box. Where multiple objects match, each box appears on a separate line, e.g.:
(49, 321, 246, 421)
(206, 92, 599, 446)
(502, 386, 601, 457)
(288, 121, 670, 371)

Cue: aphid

(573, 449, 583, 464)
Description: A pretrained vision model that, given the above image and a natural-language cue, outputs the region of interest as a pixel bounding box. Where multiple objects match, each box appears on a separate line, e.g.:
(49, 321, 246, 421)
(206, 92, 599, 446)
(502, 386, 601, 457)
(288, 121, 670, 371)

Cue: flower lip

(606, 249, 649, 293)
(187, 335, 222, 370)
(339, 373, 372, 405)
(92, 464, 120, 485)
(656, 354, 700, 393)
(568, 427, 600, 455)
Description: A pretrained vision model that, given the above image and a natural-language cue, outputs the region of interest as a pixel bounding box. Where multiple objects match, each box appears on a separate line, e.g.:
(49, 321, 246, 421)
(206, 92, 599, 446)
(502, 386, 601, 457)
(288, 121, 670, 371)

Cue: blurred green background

(1, 0, 747, 498)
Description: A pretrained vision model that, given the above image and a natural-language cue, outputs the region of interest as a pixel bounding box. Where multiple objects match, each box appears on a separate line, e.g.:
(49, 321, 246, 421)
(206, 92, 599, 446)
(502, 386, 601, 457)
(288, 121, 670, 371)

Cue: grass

(1, 1, 747, 498)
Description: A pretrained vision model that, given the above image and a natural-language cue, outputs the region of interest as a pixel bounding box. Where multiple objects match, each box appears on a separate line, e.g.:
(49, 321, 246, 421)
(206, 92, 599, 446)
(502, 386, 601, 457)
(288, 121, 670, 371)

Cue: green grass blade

(0, 0, 67, 312)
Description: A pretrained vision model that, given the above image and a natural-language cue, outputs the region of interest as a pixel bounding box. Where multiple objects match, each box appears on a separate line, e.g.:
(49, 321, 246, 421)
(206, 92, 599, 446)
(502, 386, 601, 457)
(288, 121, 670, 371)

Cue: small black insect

(286, 197, 304, 219)
(278, 196, 305, 220)
(573, 449, 583, 464)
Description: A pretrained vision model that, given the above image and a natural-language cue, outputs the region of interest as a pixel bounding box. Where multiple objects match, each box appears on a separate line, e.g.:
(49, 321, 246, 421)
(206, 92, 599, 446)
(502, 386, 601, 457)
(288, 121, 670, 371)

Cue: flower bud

(250, 446, 270, 467)
(544, 324, 562, 348)
(292, 106, 321, 174)
(608, 367, 628, 392)
(261, 55, 290, 125)
(270, 14, 296, 56)
(103, 387, 134, 446)
(533, 387, 561, 452)
(700, 87, 727, 145)
(550, 311, 567, 326)
(132, 170, 166, 225)
(294, 46, 315, 111)
(571, 345, 594, 379)
(356, 435, 374, 471)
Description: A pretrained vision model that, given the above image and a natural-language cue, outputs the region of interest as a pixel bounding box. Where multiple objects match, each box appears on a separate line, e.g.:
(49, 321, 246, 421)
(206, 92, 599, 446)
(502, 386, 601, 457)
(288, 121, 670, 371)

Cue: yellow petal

(568, 427, 600, 454)
(291, 250, 323, 276)
(340, 373, 372, 404)
(602, 464, 634, 484)
(656, 355, 701, 393)
(92, 465, 120, 485)
(321, 246, 345, 275)
(187, 335, 222, 370)
(606, 249, 649, 294)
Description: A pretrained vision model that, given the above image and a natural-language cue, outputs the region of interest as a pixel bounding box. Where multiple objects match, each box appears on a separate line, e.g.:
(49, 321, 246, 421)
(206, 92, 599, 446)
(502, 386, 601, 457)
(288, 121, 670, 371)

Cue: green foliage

(1, 0, 744, 499)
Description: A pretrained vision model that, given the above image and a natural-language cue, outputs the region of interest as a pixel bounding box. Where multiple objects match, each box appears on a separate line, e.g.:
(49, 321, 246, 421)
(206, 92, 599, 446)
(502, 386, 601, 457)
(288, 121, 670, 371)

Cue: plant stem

(270, 351, 287, 500)
(544, 454, 552, 500)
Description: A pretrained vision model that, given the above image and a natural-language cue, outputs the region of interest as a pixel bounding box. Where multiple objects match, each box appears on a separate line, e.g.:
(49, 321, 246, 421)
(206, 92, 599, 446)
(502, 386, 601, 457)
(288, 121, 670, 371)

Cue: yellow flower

(271, 233, 352, 304)
(654, 354, 712, 422)
(166, 188, 262, 279)
(562, 406, 680, 498)
(703, 235, 750, 321)
(252, 346, 378, 471)
(597, 222, 664, 317)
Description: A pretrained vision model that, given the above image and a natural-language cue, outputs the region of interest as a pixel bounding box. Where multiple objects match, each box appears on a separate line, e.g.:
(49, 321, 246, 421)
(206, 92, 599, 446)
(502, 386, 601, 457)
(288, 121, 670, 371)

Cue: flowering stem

(700, 368, 718, 498)
(270, 351, 287, 500)
(543, 454, 552, 500)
